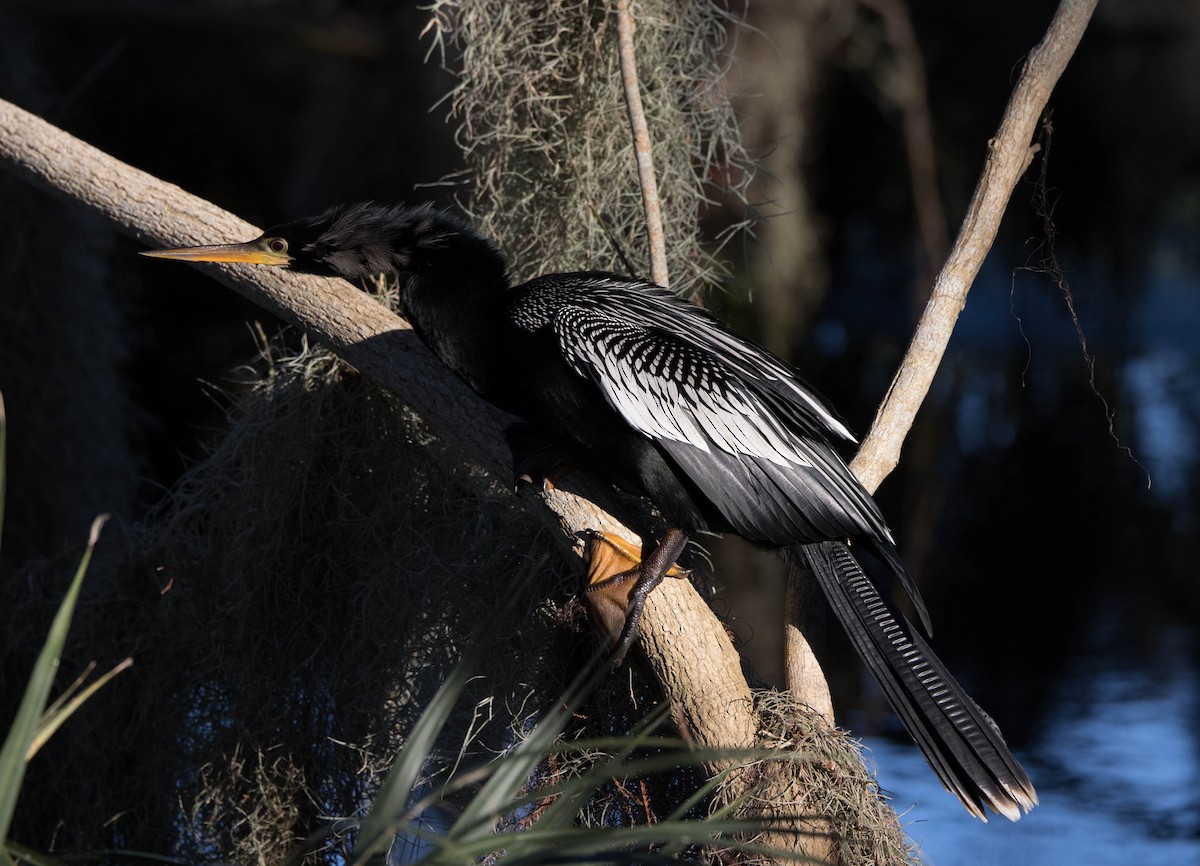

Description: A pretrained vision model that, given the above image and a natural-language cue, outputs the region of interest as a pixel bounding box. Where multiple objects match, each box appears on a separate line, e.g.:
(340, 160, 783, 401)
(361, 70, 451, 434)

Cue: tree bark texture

(0, 92, 803, 847)
(848, 0, 1100, 493)
(0, 3, 1096, 857)
(785, 0, 1098, 705)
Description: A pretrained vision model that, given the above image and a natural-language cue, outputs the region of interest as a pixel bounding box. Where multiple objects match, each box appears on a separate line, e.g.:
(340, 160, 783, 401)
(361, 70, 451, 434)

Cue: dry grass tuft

(424, 0, 753, 302)
(714, 689, 922, 865)
(3, 319, 581, 864)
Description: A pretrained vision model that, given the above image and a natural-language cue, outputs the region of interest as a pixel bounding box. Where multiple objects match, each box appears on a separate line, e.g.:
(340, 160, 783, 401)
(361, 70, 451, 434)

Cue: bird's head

(141, 202, 491, 283)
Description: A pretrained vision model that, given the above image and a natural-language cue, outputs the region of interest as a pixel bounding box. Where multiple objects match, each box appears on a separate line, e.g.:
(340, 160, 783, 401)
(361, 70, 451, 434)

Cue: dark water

(865, 625, 1200, 865)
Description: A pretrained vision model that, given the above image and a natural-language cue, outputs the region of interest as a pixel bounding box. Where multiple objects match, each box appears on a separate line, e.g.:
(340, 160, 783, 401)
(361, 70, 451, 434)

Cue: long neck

(396, 217, 511, 398)
(293, 203, 513, 397)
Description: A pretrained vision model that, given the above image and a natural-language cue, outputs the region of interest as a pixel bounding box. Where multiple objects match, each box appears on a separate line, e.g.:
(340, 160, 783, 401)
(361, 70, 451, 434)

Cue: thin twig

(0, 90, 757, 772)
(615, 0, 669, 288)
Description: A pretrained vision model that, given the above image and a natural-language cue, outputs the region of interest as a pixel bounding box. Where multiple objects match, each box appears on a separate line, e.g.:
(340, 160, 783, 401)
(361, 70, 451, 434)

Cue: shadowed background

(1, 1, 1196, 863)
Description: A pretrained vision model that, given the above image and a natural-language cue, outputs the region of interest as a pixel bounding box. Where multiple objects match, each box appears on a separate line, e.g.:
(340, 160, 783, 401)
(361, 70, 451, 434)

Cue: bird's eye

(266, 238, 288, 254)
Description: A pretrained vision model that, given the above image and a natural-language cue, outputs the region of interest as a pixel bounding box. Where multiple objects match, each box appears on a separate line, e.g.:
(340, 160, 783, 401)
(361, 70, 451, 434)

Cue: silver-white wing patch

(555, 306, 816, 468)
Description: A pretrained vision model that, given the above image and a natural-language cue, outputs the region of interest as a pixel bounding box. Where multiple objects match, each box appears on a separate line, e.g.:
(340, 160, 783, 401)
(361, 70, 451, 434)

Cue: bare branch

(0, 92, 756, 764)
(615, 0, 669, 288)
(849, 0, 1100, 493)
(784, 0, 1097, 730)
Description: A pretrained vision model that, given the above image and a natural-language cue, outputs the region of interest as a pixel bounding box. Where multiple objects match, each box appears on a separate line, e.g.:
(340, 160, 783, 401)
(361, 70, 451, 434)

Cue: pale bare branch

(849, 0, 1100, 493)
(615, 0, 669, 288)
(785, 0, 1098, 725)
(0, 91, 756, 771)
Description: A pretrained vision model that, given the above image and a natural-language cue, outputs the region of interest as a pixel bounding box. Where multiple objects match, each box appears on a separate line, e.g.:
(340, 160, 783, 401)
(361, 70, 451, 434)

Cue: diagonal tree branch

(615, 0, 669, 289)
(848, 0, 1099, 493)
(0, 92, 756, 770)
(0, 0, 1096, 847)
(784, 0, 1097, 716)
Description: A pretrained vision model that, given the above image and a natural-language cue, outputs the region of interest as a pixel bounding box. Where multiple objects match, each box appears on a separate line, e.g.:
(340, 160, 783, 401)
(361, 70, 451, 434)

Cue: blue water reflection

(864, 627, 1200, 864)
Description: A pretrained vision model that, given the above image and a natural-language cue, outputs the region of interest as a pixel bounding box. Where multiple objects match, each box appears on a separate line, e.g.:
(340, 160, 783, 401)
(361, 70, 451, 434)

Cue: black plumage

(143, 201, 1038, 821)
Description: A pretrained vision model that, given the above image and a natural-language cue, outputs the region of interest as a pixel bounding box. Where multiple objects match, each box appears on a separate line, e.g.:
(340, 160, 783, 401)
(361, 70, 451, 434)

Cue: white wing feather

(556, 301, 821, 468)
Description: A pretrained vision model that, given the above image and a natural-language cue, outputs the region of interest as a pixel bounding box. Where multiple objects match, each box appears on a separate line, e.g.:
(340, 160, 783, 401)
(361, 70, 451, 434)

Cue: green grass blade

(348, 555, 562, 865)
(445, 647, 610, 845)
(414, 816, 770, 865)
(350, 640, 486, 864)
(28, 658, 133, 760)
(0, 514, 107, 848)
(3, 838, 67, 866)
(34, 661, 97, 724)
(531, 702, 674, 829)
(345, 540, 614, 866)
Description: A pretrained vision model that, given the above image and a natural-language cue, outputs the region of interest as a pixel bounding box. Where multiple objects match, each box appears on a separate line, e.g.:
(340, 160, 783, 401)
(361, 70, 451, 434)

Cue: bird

(142, 200, 1038, 822)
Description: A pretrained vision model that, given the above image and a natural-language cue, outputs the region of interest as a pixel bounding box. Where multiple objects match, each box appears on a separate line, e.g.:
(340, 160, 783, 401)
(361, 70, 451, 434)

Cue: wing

(546, 277, 887, 545)
(533, 274, 850, 432)
(511, 273, 931, 631)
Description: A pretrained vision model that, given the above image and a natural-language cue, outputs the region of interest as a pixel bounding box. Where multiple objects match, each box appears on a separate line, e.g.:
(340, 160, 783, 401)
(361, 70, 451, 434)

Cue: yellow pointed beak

(140, 239, 290, 266)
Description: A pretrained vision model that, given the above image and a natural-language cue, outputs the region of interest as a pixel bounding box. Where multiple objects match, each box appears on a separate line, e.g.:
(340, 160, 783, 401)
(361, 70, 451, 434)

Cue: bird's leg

(504, 422, 579, 491)
(583, 528, 689, 666)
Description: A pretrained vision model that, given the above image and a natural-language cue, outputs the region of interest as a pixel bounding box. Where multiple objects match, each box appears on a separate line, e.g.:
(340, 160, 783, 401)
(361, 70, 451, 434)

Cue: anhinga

(143, 201, 1038, 821)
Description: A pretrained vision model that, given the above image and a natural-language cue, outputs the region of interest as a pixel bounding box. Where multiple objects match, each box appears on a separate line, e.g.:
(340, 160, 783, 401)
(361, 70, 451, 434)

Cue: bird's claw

(580, 529, 689, 667)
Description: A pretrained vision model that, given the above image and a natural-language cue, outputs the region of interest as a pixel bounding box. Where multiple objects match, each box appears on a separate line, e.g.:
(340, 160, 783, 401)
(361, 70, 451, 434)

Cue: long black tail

(786, 541, 1038, 821)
